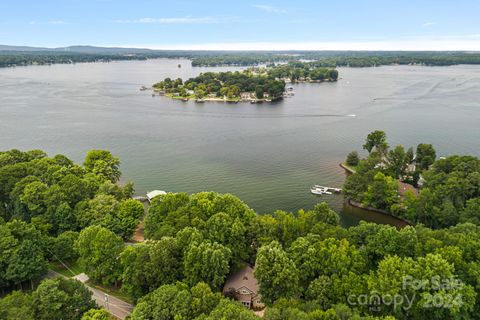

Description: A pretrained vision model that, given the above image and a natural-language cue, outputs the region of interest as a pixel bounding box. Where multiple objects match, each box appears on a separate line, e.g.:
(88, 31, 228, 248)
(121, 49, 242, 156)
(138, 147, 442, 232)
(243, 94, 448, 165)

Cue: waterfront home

(223, 265, 264, 310)
(240, 92, 253, 101)
(398, 181, 419, 197)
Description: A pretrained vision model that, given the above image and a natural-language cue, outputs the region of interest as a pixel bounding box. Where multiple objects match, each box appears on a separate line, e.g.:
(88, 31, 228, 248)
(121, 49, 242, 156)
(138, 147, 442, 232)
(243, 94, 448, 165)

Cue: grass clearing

(49, 261, 84, 277)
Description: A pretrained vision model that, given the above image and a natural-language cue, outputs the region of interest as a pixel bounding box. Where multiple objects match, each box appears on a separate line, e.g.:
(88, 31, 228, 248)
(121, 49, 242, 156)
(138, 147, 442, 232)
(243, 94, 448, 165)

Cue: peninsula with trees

(343, 130, 480, 229)
(152, 62, 338, 102)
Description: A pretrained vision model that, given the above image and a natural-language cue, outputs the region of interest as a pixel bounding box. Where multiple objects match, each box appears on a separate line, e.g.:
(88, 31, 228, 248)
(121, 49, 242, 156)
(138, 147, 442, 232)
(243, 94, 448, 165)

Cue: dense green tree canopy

(81, 309, 111, 320)
(145, 191, 255, 241)
(75, 225, 124, 285)
(32, 278, 95, 320)
(0, 219, 47, 287)
(120, 237, 183, 300)
(2, 147, 480, 319)
(129, 282, 224, 320)
(343, 132, 480, 229)
(183, 240, 231, 290)
(0, 290, 34, 320)
(0, 149, 136, 238)
(254, 241, 300, 304)
(362, 172, 399, 210)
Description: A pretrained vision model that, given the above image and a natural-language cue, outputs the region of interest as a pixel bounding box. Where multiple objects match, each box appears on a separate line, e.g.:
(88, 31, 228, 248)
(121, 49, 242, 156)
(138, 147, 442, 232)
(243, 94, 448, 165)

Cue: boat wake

(148, 109, 357, 119)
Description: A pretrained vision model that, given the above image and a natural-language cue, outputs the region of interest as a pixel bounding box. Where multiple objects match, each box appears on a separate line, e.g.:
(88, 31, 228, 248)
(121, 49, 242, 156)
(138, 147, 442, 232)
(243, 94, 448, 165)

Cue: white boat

(310, 187, 332, 195)
(314, 185, 342, 193)
(310, 188, 324, 195)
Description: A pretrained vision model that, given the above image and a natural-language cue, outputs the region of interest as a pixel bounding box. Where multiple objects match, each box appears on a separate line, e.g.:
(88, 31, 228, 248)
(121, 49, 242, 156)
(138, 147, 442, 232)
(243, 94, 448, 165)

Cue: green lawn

(342, 162, 358, 173)
(49, 261, 134, 304)
(49, 261, 84, 277)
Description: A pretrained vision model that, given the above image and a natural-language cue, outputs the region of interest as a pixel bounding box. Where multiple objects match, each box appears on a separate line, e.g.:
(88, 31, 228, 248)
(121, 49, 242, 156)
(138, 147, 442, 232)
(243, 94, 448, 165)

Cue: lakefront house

(222, 265, 264, 310)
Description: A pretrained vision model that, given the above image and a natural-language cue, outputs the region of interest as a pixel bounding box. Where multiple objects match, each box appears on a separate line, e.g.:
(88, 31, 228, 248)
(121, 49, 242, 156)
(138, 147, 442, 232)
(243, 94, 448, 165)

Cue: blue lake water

(1, 59, 479, 225)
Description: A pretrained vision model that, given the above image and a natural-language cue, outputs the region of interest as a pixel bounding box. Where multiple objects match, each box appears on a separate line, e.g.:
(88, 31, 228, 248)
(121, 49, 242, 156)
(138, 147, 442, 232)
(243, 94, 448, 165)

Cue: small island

(152, 62, 338, 103)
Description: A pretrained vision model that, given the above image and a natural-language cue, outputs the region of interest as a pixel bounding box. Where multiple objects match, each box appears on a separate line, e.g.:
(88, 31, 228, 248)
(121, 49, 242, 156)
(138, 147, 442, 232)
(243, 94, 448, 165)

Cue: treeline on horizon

(190, 51, 480, 67)
(2, 49, 480, 68)
(0, 51, 150, 68)
(0, 143, 480, 319)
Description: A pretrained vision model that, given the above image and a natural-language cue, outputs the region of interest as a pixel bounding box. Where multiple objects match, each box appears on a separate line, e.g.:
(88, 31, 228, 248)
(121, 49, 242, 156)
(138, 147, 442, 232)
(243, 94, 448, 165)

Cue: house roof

(223, 264, 259, 295)
(146, 190, 166, 200)
(398, 182, 419, 196)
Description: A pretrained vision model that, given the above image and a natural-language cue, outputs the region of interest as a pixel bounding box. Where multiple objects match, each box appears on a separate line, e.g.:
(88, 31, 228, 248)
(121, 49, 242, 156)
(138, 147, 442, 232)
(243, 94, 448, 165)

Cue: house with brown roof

(222, 264, 264, 310)
(398, 181, 419, 197)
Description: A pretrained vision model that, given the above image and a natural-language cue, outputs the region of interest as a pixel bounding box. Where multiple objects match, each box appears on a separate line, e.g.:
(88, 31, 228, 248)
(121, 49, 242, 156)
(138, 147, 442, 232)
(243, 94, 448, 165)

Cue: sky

(1, 0, 480, 50)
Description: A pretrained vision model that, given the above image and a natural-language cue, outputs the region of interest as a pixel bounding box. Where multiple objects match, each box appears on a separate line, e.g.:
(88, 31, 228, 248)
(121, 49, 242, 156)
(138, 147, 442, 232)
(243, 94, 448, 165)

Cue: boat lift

(310, 185, 342, 195)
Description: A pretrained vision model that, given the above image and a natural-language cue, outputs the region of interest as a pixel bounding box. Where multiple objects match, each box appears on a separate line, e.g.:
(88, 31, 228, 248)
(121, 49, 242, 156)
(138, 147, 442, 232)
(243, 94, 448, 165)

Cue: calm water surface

(1, 59, 479, 226)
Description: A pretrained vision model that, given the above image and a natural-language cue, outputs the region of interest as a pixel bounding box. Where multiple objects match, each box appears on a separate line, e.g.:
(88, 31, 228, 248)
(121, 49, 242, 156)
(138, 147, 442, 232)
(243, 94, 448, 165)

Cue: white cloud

(252, 4, 287, 14)
(114, 16, 230, 24)
(49, 20, 66, 25)
(422, 22, 436, 28)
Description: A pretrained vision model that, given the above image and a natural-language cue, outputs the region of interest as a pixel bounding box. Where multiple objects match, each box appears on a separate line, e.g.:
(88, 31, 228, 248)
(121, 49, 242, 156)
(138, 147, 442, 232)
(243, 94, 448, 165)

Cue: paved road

(47, 270, 134, 319)
(88, 285, 134, 320)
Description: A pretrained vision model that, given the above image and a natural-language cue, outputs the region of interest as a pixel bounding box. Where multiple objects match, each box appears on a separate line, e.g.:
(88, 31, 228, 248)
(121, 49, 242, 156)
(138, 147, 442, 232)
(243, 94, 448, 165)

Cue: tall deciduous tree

(0, 290, 34, 320)
(362, 172, 399, 210)
(368, 254, 476, 319)
(75, 225, 124, 285)
(346, 151, 360, 166)
(287, 236, 366, 291)
(416, 143, 436, 170)
(386, 145, 408, 178)
(120, 237, 182, 300)
(83, 150, 121, 183)
(254, 241, 300, 304)
(363, 130, 388, 154)
(81, 309, 111, 320)
(0, 220, 47, 287)
(183, 241, 231, 290)
(309, 202, 340, 226)
(33, 278, 95, 320)
(129, 284, 192, 320)
(204, 212, 250, 266)
(203, 299, 259, 320)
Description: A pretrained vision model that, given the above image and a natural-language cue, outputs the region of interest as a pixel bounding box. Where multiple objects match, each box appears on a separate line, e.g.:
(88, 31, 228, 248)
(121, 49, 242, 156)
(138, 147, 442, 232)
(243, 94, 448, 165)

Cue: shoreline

(339, 162, 356, 174)
(346, 199, 412, 226)
(339, 162, 412, 227)
(152, 90, 283, 103)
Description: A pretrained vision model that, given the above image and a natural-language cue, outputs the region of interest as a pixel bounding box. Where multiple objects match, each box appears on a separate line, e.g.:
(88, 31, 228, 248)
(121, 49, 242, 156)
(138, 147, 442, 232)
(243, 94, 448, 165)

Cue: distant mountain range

(0, 45, 157, 54)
